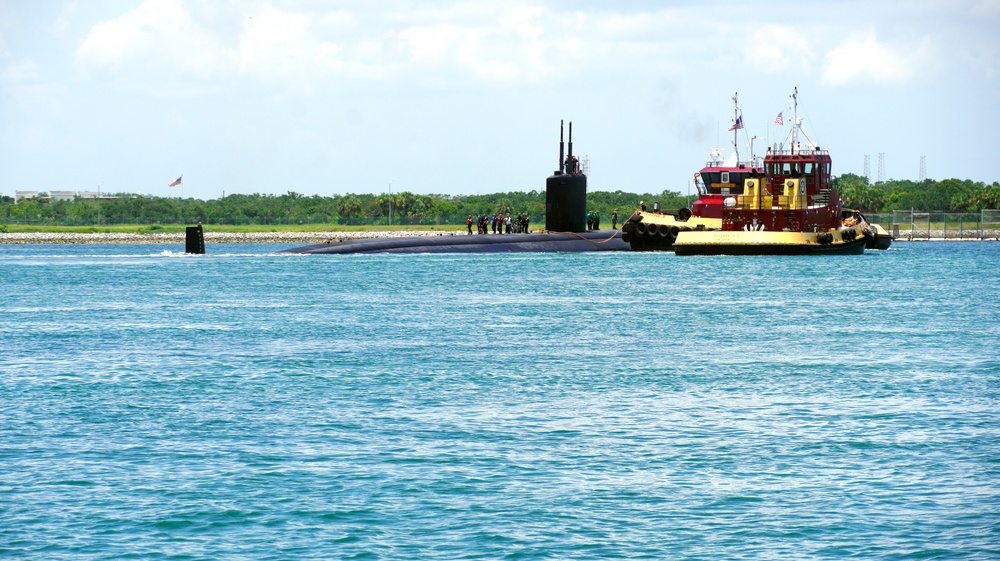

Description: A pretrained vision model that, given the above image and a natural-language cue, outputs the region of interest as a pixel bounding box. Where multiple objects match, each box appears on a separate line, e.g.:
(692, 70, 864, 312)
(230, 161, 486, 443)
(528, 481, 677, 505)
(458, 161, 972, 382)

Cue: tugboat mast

(790, 86, 799, 154)
(733, 92, 740, 163)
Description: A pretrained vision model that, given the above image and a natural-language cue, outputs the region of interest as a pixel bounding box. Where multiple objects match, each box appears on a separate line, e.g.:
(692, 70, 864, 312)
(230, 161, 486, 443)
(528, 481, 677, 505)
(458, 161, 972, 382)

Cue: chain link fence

(864, 210, 1000, 240)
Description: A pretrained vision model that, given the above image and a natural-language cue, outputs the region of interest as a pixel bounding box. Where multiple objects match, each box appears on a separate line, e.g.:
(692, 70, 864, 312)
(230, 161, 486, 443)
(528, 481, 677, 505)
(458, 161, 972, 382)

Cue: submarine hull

(280, 230, 629, 254)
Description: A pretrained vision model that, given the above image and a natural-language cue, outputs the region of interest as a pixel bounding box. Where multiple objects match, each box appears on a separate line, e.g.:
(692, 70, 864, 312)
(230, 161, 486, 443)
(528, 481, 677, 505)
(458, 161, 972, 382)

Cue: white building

(49, 191, 77, 201)
(13, 190, 128, 203)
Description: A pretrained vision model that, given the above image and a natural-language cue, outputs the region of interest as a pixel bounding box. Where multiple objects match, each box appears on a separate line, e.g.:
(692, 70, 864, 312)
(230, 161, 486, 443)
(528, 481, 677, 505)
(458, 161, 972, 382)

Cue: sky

(1, 0, 998, 200)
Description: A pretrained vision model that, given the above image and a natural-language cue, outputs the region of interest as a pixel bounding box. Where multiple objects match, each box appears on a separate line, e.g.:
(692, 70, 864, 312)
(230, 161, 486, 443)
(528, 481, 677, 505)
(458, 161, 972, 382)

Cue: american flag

(168, 175, 183, 187)
(728, 116, 743, 132)
(774, 112, 783, 125)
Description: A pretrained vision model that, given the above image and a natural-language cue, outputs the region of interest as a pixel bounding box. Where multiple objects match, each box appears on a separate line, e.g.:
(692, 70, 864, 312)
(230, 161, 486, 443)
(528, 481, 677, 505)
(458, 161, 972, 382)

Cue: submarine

(280, 121, 629, 255)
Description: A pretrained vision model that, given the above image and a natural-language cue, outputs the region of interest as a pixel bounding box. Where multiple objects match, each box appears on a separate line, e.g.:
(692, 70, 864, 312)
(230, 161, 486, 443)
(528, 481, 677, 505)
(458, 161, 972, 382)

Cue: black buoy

(185, 224, 205, 254)
(545, 120, 587, 232)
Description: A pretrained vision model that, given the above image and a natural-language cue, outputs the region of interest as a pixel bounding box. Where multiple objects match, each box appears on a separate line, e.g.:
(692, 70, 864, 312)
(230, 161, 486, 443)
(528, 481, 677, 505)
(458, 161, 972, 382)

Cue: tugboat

(622, 93, 762, 250)
(627, 88, 878, 255)
(673, 88, 870, 255)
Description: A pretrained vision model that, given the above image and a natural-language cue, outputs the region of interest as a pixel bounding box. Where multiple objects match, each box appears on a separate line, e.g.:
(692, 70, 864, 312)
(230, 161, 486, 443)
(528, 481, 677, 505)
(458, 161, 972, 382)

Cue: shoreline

(0, 230, 997, 245)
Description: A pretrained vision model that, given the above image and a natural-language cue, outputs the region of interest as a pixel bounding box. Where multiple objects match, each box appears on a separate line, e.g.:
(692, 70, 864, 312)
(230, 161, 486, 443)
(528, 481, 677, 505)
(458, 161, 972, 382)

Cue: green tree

(835, 173, 886, 212)
(338, 195, 364, 221)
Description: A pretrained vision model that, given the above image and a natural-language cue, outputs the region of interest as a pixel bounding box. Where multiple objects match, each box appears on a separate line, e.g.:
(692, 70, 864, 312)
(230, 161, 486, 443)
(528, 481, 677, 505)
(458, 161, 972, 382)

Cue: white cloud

(392, 3, 553, 84)
(86, 1, 950, 95)
(238, 5, 325, 77)
(76, 0, 232, 79)
(744, 25, 816, 73)
(75, 1, 413, 88)
(52, 1, 79, 35)
(821, 29, 922, 86)
(74, 1, 685, 91)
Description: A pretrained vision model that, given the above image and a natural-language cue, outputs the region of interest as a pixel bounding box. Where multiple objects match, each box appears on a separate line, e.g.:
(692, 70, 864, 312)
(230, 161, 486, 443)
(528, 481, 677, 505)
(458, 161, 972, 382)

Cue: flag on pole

(774, 112, 784, 125)
(168, 175, 183, 187)
(728, 116, 743, 132)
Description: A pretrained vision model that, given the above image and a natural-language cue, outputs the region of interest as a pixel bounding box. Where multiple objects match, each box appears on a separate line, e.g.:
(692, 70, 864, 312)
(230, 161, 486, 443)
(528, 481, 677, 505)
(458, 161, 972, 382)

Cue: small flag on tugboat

(774, 112, 784, 125)
(168, 175, 183, 187)
(728, 116, 743, 131)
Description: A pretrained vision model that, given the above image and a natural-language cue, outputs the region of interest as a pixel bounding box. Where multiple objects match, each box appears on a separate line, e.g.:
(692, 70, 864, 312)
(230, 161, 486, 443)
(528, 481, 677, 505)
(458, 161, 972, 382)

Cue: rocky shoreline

(0, 229, 996, 245)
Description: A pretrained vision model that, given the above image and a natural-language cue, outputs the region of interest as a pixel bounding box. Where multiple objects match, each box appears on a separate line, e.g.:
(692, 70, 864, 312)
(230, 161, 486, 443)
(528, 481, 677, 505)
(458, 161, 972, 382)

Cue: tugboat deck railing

(702, 161, 760, 168)
(765, 149, 831, 158)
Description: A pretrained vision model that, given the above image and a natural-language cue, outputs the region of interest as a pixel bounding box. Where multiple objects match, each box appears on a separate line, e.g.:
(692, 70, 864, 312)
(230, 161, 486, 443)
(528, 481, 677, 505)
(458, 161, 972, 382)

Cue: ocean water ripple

(1, 242, 997, 559)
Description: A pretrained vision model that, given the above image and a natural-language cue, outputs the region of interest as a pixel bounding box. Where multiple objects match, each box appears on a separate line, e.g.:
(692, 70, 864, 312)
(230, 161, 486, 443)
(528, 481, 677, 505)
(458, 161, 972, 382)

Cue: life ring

(790, 220, 801, 232)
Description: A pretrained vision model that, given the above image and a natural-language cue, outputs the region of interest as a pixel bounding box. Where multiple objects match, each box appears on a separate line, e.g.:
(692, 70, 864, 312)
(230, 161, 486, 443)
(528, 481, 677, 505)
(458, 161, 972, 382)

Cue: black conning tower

(545, 120, 587, 232)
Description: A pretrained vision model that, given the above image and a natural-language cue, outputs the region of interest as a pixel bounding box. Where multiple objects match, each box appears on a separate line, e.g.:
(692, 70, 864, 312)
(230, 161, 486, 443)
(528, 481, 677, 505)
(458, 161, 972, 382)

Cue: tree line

(2, 176, 996, 226)
(834, 174, 1000, 213)
(0, 190, 691, 227)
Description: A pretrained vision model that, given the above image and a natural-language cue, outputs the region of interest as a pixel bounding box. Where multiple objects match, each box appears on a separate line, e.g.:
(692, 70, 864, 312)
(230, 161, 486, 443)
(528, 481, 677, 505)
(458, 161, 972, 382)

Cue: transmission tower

(877, 152, 885, 183)
(919, 156, 926, 182)
(864, 155, 870, 185)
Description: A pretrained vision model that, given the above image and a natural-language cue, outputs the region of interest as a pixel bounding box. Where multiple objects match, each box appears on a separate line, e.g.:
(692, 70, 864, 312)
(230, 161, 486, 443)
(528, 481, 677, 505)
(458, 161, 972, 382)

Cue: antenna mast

(568, 121, 573, 162)
(558, 120, 565, 174)
(791, 86, 798, 154)
(733, 92, 740, 163)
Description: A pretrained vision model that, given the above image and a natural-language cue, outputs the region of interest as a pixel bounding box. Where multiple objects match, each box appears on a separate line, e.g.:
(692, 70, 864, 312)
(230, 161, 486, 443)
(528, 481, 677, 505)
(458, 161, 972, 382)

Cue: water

(1, 242, 997, 560)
